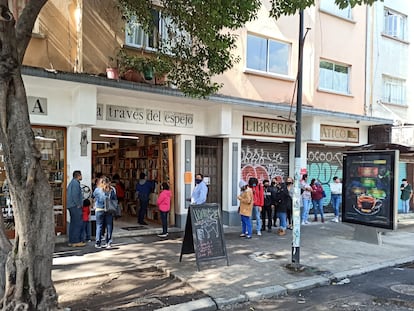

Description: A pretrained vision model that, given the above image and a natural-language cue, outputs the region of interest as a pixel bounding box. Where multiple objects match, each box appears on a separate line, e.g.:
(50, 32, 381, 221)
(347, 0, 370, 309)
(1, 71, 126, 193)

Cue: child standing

(238, 180, 253, 239)
(81, 199, 91, 242)
(157, 182, 171, 238)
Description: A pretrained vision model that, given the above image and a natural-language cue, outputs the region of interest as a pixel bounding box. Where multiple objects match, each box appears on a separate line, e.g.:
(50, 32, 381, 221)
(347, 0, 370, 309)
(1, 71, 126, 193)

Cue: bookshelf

(92, 136, 175, 225)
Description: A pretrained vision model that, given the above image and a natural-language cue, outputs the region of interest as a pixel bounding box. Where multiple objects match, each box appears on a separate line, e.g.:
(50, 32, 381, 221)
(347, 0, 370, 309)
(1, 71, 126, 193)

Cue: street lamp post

(291, 9, 304, 267)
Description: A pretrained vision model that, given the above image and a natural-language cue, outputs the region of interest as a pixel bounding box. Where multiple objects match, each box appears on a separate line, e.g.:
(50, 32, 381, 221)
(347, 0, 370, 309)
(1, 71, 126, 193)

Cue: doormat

(121, 226, 146, 231)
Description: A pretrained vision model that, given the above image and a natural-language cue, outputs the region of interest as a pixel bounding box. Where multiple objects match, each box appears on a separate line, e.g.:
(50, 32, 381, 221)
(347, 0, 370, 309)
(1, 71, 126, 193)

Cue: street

(228, 263, 414, 311)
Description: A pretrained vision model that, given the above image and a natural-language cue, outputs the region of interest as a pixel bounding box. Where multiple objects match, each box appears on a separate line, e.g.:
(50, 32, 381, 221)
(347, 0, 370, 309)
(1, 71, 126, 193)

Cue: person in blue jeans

(93, 177, 115, 248)
(311, 179, 325, 222)
(330, 176, 342, 222)
(238, 180, 253, 239)
(300, 174, 312, 224)
(248, 177, 263, 236)
(66, 170, 85, 247)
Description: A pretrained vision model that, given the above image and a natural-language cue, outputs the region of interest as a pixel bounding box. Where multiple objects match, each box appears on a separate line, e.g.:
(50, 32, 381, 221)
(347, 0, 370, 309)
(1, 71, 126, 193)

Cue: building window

(382, 76, 406, 105)
(319, 60, 350, 94)
(125, 9, 188, 51)
(383, 8, 407, 40)
(320, 0, 352, 19)
(246, 34, 290, 76)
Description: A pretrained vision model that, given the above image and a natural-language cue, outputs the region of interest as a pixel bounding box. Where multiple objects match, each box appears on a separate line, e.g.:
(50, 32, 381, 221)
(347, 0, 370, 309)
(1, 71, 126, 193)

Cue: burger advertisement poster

(342, 150, 399, 230)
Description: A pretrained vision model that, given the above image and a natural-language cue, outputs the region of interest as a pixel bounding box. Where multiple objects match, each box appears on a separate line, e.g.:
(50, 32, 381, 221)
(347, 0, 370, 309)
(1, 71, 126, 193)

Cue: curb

(154, 297, 217, 311)
(163, 255, 414, 311)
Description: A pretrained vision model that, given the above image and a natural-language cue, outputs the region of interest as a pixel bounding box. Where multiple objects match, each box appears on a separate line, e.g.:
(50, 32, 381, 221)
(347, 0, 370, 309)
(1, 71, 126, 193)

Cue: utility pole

(291, 9, 304, 268)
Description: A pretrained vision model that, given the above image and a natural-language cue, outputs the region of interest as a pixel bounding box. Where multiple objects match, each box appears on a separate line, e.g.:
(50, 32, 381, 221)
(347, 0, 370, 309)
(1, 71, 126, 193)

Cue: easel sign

(179, 203, 229, 271)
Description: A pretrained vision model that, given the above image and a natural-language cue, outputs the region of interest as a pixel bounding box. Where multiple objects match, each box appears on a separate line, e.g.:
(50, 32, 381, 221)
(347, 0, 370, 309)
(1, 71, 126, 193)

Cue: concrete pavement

(53, 214, 414, 310)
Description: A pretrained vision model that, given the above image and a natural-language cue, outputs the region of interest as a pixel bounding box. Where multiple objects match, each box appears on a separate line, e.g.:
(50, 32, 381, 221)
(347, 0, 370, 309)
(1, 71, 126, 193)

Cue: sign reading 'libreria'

(97, 104, 193, 128)
(243, 116, 295, 138)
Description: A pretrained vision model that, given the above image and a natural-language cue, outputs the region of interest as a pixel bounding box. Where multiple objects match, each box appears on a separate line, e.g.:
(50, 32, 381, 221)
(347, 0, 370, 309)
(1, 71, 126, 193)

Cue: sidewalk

(53, 214, 414, 310)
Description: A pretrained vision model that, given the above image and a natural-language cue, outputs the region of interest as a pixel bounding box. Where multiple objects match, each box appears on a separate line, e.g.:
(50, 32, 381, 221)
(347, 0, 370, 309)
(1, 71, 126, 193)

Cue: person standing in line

(191, 173, 208, 204)
(400, 178, 413, 213)
(112, 173, 125, 215)
(81, 198, 92, 243)
(262, 179, 275, 233)
(330, 176, 342, 222)
(272, 176, 284, 227)
(157, 182, 171, 238)
(274, 177, 289, 236)
(300, 174, 312, 225)
(238, 180, 253, 239)
(249, 177, 264, 236)
(286, 177, 294, 230)
(93, 177, 115, 248)
(66, 170, 85, 247)
(136, 172, 154, 225)
(311, 179, 325, 222)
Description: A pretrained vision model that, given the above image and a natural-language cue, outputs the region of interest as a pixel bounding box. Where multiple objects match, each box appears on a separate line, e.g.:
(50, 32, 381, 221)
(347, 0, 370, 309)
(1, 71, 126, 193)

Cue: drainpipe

(366, 4, 375, 117)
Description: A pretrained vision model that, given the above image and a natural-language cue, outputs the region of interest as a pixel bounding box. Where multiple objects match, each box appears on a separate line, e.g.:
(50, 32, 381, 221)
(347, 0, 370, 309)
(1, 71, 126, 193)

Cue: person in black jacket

(261, 180, 276, 232)
(273, 176, 290, 236)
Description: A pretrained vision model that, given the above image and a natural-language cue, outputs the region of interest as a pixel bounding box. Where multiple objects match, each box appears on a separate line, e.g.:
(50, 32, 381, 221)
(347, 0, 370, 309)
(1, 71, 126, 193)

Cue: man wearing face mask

(191, 173, 208, 204)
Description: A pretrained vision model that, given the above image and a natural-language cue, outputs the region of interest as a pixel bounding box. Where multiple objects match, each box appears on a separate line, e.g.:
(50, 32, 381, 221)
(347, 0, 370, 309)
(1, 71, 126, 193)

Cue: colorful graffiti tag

(241, 143, 289, 183)
(307, 148, 344, 206)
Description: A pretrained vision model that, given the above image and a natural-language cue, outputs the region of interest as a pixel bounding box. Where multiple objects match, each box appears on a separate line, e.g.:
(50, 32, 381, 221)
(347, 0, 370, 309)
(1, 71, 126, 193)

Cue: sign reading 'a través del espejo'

(97, 104, 193, 128)
(243, 116, 295, 138)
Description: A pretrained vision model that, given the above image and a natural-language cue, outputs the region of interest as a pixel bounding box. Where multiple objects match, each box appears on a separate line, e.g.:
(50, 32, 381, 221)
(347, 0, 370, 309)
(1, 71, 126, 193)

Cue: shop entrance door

(195, 138, 222, 206)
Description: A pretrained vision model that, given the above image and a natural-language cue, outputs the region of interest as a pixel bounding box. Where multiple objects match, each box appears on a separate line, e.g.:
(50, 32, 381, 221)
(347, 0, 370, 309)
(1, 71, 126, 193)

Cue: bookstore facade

(0, 70, 392, 238)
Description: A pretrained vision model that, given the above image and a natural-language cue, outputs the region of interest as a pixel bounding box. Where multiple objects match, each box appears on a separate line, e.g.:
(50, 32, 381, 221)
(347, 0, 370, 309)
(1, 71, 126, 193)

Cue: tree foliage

(270, 0, 383, 19)
(118, 0, 381, 97)
(118, 0, 261, 97)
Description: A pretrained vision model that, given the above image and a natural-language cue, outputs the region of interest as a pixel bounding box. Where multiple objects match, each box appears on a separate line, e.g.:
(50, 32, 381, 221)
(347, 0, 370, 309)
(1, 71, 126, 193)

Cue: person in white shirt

(329, 176, 342, 222)
(300, 174, 312, 225)
(191, 173, 208, 204)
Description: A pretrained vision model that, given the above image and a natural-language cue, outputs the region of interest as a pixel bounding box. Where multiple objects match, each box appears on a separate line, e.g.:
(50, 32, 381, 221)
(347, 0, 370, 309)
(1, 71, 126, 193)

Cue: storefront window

(1, 126, 66, 238)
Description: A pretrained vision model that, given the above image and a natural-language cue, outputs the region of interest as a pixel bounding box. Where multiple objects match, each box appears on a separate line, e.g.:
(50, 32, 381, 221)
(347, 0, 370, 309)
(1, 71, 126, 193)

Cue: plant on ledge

(117, 49, 173, 84)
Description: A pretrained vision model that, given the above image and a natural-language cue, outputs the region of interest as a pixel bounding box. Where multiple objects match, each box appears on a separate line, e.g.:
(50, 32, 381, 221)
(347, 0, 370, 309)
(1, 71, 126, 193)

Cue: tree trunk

(0, 2, 58, 310)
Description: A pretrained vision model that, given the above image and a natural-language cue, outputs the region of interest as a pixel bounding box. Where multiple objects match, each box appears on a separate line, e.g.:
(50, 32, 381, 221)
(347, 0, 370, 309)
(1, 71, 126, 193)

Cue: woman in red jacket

(157, 182, 171, 238)
(311, 179, 325, 222)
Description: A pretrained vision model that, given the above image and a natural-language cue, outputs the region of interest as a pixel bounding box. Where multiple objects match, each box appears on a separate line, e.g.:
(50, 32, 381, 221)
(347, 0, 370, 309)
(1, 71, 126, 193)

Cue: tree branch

(15, 0, 48, 64)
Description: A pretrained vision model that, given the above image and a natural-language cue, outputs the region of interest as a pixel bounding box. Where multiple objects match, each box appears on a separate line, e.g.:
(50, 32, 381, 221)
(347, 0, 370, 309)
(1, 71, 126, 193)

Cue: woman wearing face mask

(191, 173, 208, 204)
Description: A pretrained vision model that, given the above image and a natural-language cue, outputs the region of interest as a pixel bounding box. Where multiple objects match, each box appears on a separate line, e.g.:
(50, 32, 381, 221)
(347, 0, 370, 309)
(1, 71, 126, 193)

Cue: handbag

(105, 197, 119, 216)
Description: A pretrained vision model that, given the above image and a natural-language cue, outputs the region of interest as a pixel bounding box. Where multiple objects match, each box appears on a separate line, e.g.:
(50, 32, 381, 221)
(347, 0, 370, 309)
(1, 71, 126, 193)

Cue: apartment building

(1, 0, 397, 238)
(364, 0, 414, 212)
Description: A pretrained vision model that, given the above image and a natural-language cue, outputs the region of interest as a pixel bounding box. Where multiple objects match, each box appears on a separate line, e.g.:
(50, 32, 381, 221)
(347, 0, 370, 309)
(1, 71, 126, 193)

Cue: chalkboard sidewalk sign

(179, 203, 229, 271)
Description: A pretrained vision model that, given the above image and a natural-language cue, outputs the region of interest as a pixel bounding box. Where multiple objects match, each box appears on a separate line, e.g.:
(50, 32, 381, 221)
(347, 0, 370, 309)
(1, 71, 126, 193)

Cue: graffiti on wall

(307, 149, 344, 205)
(241, 144, 289, 182)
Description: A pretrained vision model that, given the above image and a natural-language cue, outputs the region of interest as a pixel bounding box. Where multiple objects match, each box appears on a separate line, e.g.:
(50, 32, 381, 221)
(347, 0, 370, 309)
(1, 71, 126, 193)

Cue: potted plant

(106, 54, 120, 80)
(117, 50, 145, 82)
(152, 56, 172, 85)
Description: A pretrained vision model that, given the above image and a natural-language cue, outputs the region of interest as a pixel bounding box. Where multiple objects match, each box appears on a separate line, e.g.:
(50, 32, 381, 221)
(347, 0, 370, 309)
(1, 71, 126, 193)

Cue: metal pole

(291, 9, 304, 267)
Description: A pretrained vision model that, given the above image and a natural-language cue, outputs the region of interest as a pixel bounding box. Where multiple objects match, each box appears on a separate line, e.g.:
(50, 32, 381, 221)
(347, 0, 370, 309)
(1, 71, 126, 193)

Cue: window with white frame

(246, 34, 290, 76)
(382, 76, 406, 105)
(320, 0, 352, 19)
(319, 60, 350, 94)
(383, 8, 407, 40)
(125, 9, 188, 51)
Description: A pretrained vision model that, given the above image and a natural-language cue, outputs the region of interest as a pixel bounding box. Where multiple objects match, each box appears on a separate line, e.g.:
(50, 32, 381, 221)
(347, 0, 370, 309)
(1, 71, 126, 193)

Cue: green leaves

(118, 0, 381, 97)
(270, 0, 383, 19)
